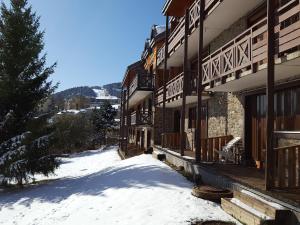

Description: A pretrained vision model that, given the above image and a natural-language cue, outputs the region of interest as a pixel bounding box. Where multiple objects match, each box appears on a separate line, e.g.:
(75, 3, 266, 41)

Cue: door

(246, 94, 267, 169)
(246, 86, 300, 169)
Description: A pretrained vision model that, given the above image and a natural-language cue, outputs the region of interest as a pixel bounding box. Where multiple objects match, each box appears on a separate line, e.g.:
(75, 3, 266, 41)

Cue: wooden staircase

(221, 191, 290, 225)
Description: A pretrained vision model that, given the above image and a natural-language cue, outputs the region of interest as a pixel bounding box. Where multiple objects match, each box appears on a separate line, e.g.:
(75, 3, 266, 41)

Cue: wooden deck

(201, 163, 300, 207)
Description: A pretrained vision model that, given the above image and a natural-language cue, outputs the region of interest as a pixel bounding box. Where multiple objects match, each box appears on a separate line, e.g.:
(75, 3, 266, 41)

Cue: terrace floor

(160, 146, 300, 208)
(201, 163, 300, 207)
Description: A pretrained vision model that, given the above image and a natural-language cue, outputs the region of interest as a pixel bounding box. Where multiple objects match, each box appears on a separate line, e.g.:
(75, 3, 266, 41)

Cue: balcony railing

(158, 1, 300, 89)
(202, 1, 300, 85)
(162, 133, 181, 149)
(157, 0, 219, 66)
(273, 130, 300, 189)
(156, 71, 197, 105)
(129, 73, 154, 97)
(131, 112, 137, 125)
(131, 110, 153, 126)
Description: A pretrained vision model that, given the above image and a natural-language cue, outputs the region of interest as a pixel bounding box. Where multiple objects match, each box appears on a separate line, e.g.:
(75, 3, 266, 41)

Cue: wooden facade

(120, 26, 165, 155)
(120, 0, 300, 191)
(153, 0, 300, 191)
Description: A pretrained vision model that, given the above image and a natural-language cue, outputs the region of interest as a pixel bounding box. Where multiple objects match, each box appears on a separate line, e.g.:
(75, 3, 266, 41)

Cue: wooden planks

(234, 191, 280, 219)
(221, 198, 275, 225)
(162, 133, 181, 150)
(199, 135, 233, 162)
(274, 145, 300, 189)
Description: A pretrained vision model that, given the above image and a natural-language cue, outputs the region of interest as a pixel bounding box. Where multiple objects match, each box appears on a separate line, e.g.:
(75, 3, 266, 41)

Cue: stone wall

(207, 93, 244, 139)
(277, 138, 300, 147)
(227, 93, 244, 139)
(207, 93, 228, 137)
(209, 17, 248, 53)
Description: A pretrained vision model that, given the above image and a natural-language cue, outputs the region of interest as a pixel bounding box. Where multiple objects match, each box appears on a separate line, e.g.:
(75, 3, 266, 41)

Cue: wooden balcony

(158, 1, 300, 92)
(131, 110, 153, 126)
(157, 0, 219, 66)
(157, 0, 263, 68)
(202, 0, 300, 91)
(128, 73, 154, 108)
(156, 71, 198, 107)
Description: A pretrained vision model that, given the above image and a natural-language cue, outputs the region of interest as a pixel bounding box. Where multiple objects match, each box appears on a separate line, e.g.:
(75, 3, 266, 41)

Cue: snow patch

(93, 88, 118, 100)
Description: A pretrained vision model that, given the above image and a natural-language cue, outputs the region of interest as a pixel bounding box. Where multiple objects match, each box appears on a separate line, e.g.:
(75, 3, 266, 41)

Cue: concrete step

(221, 198, 276, 225)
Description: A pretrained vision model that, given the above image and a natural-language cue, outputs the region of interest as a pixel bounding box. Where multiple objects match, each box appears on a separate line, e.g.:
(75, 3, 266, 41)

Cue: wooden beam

(266, 0, 275, 190)
(195, 0, 205, 163)
(162, 15, 169, 137)
(120, 88, 125, 150)
(180, 9, 190, 156)
(126, 88, 130, 155)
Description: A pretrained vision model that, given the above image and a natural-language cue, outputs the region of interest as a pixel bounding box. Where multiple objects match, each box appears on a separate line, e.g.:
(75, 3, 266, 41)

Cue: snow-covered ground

(0, 146, 237, 225)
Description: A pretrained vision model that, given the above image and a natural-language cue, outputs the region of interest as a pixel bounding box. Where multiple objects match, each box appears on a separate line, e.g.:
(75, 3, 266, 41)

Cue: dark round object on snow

(193, 221, 235, 225)
(191, 185, 233, 203)
(144, 147, 153, 154)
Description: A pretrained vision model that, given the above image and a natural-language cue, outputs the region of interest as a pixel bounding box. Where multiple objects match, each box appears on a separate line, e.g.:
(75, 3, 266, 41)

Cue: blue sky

(18, 0, 165, 91)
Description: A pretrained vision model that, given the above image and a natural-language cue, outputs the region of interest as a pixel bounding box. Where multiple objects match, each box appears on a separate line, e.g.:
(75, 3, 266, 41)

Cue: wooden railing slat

(288, 147, 296, 188)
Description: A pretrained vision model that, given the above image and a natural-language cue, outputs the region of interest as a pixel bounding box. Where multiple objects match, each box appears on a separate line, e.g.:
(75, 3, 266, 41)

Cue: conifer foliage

(91, 101, 117, 144)
(0, 0, 58, 185)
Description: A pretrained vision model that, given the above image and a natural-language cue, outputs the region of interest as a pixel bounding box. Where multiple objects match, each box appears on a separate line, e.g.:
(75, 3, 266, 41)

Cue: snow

(93, 89, 118, 100)
(56, 109, 87, 115)
(0, 146, 237, 225)
(241, 190, 285, 210)
(231, 198, 271, 220)
(112, 104, 120, 110)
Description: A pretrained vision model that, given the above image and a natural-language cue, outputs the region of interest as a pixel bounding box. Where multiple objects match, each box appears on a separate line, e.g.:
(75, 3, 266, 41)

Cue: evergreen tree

(0, 0, 58, 185)
(0, 0, 57, 142)
(91, 101, 117, 144)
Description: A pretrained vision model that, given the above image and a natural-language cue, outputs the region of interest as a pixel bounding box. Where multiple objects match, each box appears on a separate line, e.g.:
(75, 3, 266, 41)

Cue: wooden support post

(126, 88, 130, 154)
(162, 15, 169, 140)
(180, 9, 190, 156)
(195, 0, 205, 163)
(120, 88, 125, 150)
(266, 0, 275, 190)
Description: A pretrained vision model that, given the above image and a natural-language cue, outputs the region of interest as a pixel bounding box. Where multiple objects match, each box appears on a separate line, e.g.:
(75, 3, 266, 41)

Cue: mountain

(54, 83, 121, 100)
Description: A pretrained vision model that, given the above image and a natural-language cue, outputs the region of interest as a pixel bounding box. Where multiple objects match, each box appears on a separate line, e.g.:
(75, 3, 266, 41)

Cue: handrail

(167, 72, 184, 86)
(157, 0, 220, 67)
(274, 131, 300, 140)
(274, 144, 300, 151)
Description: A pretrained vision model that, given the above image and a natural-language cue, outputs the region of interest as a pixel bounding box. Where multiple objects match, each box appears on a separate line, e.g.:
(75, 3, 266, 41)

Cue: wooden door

(247, 94, 267, 169)
(246, 86, 300, 169)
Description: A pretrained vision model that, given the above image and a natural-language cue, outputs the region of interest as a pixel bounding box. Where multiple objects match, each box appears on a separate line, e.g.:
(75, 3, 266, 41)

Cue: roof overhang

(122, 61, 142, 88)
(162, 0, 194, 17)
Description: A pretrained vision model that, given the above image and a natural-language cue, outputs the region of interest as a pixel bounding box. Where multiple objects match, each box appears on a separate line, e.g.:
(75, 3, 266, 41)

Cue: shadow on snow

(0, 149, 191, 208)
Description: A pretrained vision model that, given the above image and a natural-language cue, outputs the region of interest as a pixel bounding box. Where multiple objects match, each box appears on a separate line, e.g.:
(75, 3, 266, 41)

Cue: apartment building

(154, 0, 300, 192)
(120, 25, 165, 156)
(120, 1, 300, 221)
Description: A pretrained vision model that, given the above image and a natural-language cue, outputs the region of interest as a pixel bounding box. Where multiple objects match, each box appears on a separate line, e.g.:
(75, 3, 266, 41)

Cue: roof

(122, 61, 143, 87)
(141, 25, 166, 60)
(162, 0, 194, 17)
